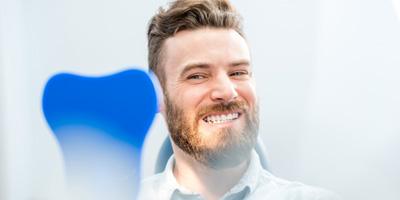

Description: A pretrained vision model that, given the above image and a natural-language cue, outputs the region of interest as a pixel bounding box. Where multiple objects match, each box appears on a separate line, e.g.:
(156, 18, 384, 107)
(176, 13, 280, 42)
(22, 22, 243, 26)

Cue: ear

(149, 71, 165, 114)
(159, 98, 166, 117)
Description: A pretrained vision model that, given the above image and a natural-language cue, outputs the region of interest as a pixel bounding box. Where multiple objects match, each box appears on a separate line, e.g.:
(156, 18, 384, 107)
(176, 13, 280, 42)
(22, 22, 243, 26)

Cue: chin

(201, 145, 253, 170)
(196, 131, 256, 169)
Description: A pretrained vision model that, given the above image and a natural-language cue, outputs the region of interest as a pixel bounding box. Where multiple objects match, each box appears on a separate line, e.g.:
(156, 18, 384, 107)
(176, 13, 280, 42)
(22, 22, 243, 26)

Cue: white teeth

(204, 112, 239, 124)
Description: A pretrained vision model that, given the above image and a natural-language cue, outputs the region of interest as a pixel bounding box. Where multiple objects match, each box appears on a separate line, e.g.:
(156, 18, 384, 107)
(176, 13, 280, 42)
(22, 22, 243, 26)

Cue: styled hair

(147, 0, 244, 88)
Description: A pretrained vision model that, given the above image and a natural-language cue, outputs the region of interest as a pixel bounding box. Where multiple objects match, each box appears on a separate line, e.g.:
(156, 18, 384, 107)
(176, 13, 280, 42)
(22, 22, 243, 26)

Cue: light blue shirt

(138, 150, 340, 200)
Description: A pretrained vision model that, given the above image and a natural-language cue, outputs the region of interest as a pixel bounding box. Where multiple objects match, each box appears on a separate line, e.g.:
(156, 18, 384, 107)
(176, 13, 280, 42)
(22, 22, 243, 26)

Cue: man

(139, 0, 339, 199)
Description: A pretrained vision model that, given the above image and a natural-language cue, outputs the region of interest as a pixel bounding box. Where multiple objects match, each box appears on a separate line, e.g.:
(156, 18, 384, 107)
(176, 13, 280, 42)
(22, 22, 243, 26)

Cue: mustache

(196, 101, 248, 120)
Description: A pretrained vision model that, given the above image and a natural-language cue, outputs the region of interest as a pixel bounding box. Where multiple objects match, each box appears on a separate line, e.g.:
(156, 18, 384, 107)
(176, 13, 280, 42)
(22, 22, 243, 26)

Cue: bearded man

(139, 1, 340, 200)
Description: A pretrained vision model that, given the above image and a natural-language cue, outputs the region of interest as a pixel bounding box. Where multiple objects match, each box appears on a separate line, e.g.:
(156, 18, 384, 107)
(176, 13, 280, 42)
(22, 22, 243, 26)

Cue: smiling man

(139, 0, 339, 200)
(162, 26, 258, 171)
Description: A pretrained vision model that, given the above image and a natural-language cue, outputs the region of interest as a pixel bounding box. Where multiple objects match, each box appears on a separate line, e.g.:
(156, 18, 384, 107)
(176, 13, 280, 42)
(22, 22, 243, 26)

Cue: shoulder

(253, 170, 341, 200)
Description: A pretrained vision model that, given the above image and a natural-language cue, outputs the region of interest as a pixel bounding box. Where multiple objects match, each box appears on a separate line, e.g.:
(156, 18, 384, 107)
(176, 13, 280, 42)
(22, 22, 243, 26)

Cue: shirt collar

(160, 149, 262, 199)
(227, 150, 261, 195)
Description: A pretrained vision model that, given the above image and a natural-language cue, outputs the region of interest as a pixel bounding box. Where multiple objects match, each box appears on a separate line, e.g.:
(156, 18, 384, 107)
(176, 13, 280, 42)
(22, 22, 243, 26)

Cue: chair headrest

(42, 69, 158, 199)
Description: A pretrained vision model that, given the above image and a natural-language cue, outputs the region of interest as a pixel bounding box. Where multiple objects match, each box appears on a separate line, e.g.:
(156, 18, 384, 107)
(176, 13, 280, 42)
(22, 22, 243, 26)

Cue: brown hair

(147, 0, 244, 88)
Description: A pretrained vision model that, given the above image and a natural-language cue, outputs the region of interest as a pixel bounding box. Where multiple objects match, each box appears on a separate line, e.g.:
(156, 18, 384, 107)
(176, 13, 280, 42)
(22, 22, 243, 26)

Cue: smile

(202, 112, 241, 124)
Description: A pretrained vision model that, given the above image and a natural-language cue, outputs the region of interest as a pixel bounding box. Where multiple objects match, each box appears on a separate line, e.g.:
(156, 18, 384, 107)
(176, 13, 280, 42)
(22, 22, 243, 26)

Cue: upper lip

(201, 110, 242, 120)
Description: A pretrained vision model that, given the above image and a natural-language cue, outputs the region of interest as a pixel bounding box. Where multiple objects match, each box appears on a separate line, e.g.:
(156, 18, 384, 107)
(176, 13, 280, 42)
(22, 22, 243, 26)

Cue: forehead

(162, 28, 251, 76)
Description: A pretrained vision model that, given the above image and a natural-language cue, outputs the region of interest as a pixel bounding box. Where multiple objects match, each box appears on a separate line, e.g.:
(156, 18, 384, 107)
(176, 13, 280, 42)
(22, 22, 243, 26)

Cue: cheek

(164, 86, 207, 127)
(178, 86, 209, 110)
(237, 83, 257, 105)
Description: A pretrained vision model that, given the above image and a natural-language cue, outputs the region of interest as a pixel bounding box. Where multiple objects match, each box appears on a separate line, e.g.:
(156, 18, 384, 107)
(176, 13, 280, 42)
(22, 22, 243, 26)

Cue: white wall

(0, 0, 33, 199)
(302, 1, 400, 199)
(1, 0, 399, 199)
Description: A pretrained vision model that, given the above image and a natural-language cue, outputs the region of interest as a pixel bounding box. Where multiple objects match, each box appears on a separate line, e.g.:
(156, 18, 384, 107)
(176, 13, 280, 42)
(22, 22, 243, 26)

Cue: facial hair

(165, 95, 259, 169)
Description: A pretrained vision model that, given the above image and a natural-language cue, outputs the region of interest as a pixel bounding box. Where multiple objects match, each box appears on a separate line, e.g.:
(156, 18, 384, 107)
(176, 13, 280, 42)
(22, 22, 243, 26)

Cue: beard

(165, 95, 259, 170)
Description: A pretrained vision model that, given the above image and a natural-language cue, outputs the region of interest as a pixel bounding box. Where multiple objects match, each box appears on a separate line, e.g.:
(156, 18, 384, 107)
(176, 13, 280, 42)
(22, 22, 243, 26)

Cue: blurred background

(1, 0, 399, 199)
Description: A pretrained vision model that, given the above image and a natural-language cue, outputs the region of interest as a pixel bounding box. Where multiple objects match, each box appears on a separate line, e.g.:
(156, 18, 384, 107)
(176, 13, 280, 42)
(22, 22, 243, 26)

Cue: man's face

(161, 28, 259, 169)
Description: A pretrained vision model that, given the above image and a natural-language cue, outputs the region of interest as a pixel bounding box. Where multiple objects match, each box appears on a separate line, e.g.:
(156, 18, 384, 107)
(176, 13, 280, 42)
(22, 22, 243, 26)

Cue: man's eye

(187, 74, 206, 80)
(230, 71, 248, 76)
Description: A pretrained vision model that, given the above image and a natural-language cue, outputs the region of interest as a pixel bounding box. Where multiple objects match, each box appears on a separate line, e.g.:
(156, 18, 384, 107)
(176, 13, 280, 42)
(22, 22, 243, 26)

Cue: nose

(210, 74, 238, 103)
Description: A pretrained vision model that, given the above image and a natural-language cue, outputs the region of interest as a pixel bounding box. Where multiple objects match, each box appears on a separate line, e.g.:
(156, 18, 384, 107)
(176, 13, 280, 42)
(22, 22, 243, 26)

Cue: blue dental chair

(42, 69, 158, 200)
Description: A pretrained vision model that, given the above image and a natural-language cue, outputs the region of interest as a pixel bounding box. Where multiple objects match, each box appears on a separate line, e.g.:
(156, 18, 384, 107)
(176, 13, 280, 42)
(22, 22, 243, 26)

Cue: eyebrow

(180, 62, 211, 77)
(179, 59, 251, 77)
(230, 60, 250, 67)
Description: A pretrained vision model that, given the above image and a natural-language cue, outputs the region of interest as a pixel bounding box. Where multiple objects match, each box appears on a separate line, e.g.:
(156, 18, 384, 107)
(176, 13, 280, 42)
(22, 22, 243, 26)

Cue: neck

(172, 145, 250, 200)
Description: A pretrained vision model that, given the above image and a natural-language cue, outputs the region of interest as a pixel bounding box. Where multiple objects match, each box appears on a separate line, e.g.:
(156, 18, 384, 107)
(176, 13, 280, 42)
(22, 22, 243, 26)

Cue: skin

(160, 28, 258, 200)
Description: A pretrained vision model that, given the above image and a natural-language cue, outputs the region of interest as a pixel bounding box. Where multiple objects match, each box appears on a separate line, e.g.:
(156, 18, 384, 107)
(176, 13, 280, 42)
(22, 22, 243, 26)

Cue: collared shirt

(138, 150, 340, 200)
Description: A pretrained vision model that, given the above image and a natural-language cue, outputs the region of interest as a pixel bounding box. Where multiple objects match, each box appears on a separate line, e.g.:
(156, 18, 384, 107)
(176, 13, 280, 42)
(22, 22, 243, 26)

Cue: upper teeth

(204, 113, 239, 124)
